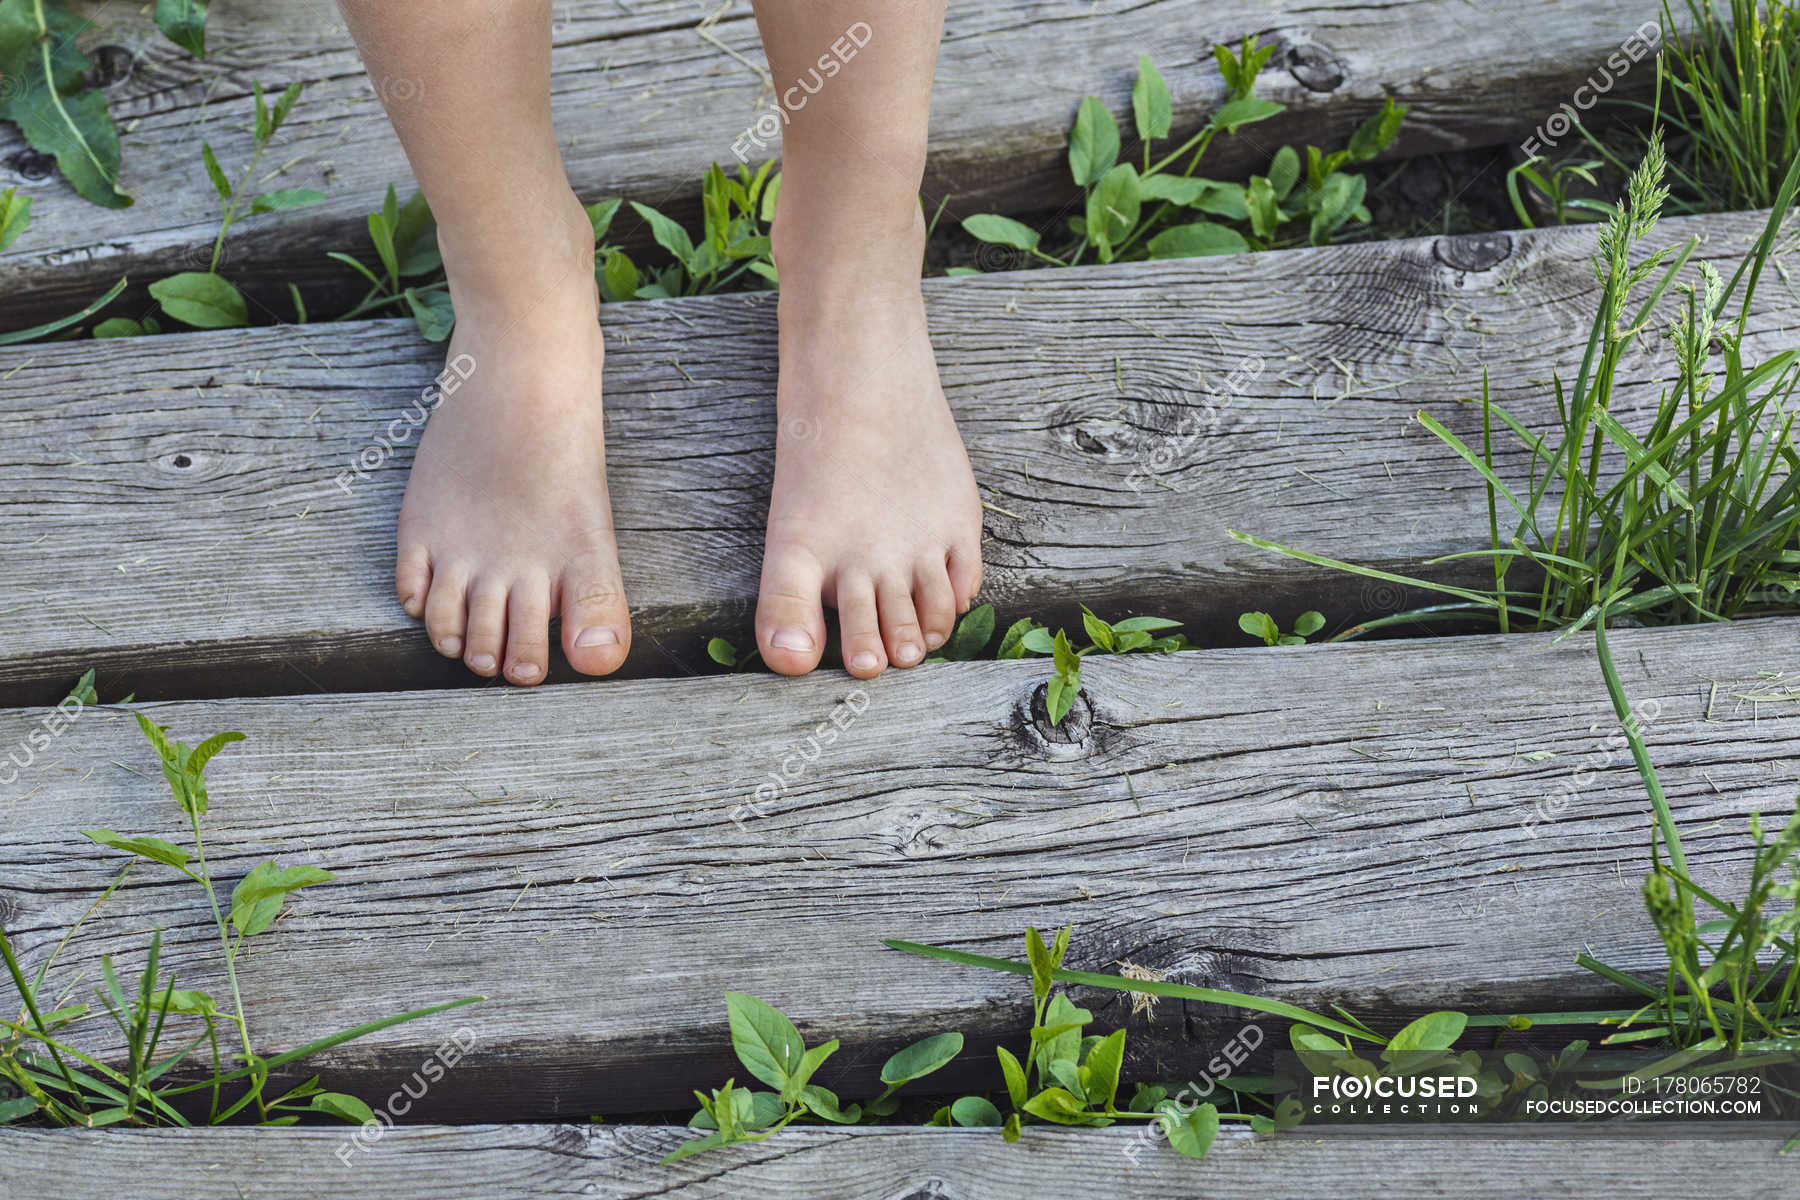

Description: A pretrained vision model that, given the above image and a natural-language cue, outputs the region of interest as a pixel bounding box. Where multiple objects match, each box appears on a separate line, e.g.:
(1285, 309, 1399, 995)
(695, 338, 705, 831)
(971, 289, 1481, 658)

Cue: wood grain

(2, 209, 1795, 704)
(0, 0, 1683, 326)
(3, 1123, 1793, 1199)
(4, 620, 1796, 1116)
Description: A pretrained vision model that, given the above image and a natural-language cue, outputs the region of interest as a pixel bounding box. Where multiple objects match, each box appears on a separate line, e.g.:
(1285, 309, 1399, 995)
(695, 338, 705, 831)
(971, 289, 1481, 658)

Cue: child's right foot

(393, 213, 630, 686)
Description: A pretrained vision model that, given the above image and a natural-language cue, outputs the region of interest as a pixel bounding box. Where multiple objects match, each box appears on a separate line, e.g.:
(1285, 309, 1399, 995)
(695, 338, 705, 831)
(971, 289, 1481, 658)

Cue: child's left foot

(755, 199, 983, 679)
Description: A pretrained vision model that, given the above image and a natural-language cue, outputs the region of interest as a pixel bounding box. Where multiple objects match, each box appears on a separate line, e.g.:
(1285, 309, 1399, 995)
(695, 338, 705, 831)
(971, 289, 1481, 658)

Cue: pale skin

(338, 0, 982, 686)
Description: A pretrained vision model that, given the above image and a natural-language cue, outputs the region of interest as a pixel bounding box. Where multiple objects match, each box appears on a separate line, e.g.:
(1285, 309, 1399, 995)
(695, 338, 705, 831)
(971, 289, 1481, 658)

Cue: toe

(913, 559, 958, 652)
(396, 544, 431, 619)
(877, 576, 926, 668)
(837, 574, 887, 679)
(503, 573, 553, 686)
(948, 543, 983, 612)
(423, 563, 471, 659)
(560, 551, 632, 676)
(756, 544, 827, 676)
(462, 579, 508, 677)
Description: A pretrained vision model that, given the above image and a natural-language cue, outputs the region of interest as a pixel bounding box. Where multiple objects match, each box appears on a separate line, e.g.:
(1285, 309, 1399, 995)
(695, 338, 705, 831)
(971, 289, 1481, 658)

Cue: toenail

(896, 643, 923, 665)
(439, 636, 462, 656)
(772, 628, 815, 652)
(468, 653, 495, 672)
(575, 626, 620, 647)
(850, 651, 880, 672)
(924, 631, 946, 650)
(510, 663, 541, 682)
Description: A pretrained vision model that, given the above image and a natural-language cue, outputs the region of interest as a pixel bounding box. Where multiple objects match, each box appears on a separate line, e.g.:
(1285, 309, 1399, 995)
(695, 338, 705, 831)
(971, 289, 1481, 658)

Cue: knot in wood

(1281, 37, 1347, 92)
(1028, 682, 1094, 748)
(87, 45, 135, 89)
(1434, 232, 1514, 273)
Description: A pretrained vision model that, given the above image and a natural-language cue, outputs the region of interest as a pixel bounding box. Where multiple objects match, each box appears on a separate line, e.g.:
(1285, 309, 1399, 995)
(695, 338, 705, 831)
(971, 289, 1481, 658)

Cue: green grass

(0, 684, 480, 1128)
(1234, 132, 1800, 638)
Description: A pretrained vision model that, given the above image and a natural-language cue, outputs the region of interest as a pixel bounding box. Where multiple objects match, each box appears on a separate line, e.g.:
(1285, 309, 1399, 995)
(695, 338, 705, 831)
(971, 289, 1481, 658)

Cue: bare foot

(755, 194, 984, 679)
(395, 205, 631, 686)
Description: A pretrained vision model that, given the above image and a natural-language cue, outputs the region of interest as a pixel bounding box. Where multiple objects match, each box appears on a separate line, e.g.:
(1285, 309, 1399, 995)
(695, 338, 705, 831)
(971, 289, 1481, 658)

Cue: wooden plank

(2, 1124, 1791, 1199)
(5, 210, 1796, 704)
(0, 0, 1682, 326)
(4, 620, 1796, 1116)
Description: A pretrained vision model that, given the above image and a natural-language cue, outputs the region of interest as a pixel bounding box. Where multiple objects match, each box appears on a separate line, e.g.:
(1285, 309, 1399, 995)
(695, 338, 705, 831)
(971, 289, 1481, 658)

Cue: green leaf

(0, 1096, 39, 1123)
(1157, 1100, 1220, 1157)
(1051, 629, 1081, 678)
(1111, 616, 1182, 633)
(183, 730, 245, 791)
(781, 1039, 838, 1104)
(1347, 96, 1407, 162)
(951, 1095, 1004, 1127)
(661, 1129, 728, 1164)
(1080, 606, 1115, 652)
(1293, 611, 1326, 637)
(1046, 673, 1079, 725)
(940, 604, 995, 661)
(601, 249, 640, 304)
(1237, 611, 1278, 646)
(1137, 175, 1207, 205)
(1131, 56, 1172, 142)
(724, 992, 805, 1090)
(269, 82, 303, 137)
(201, 141, 231, 200)
(310, 1091, 373, 1125)
(1069, 96, 1121, 187)
(799, 1084, 861, 1124)
(1208, 97, 1283, 134)
(996, 619, 1037, 660)
(1025, 926, 1054, 1000)
(229, 862, 335, 938)
(404, 287, 455, 343)
(251, 189, 327, 214)
(880, 1031, 963, 1086)
(1083, 1028, 1126, 1109)
(629, 201, 697, 270)
(0, 2, 132, 208)
(367, 209, 401, 287)
(1308, 172, 1367, 245)
(1246, 175, 1281, 241)
(997, 1045, 1028, 1107)
(164, 988, 217, 1015)
(705, 637, 738, 668)
(92, 317, 150, 338)
(585, 198, 622, 242)
(961, 214, 1041, 252)
(1021, 1087, 1087, 1124)
(1145, 222, 1248, 259)
(81, 829, 192, 873)
(1085, 163, 1141, 257)
(1002, 1111, 1021, 1142)
(1383, 1011, 1468, 1057)
(0, 186, 29, 252)
(149, 272, 248, 329)
(1020, 627, 1057, 655)
(389, 190, 440, 276)
(155, 0, 209, 58)
(1268, 145, 1301, 201)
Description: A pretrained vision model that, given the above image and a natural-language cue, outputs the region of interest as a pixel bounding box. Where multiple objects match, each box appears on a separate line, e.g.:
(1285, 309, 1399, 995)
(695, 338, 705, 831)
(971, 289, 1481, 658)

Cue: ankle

(770, 180, 925, 287)
(437, 193, 597, 323)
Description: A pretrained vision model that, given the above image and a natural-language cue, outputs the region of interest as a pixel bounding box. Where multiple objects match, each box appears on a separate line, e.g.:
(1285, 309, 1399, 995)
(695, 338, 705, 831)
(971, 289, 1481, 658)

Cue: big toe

(560, 551, 632, 676)
(756, 545, 827, 676)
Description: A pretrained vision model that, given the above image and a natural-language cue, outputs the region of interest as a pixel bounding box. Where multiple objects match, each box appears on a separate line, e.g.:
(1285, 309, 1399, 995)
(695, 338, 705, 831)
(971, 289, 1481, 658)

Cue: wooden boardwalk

(7, 620, 1797, 1116)
(1, 0, 1681, 327)
(4, 210, 1793, 704)
(4, 1124, 1793, 1198)
(3, 1, 1797, 1187)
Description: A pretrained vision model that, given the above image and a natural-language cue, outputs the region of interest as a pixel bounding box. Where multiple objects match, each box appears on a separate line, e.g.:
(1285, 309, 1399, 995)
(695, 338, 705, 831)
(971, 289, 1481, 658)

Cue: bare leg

(339, 0, 630, 685)
(748, 0, 983, 678)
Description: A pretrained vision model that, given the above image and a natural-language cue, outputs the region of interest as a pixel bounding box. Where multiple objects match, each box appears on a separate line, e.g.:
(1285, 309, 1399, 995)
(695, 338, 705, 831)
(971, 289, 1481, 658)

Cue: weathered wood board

(4, 620, 1796, 1116)
(3, 1123, 1793, 1199)
(5, 210, 1796, 704)
(1, 0, 1683, 326)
